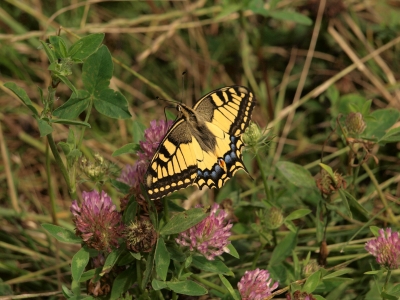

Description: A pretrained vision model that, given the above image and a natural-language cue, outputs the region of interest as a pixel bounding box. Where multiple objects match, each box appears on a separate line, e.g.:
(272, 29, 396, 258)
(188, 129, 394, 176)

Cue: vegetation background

(1, 0, 400, 299)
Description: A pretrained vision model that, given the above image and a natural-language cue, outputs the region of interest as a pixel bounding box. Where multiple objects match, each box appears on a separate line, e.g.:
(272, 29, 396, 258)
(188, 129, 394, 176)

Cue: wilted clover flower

(71, 190, 124, 252)
(238, 268, 279, 300)
(365, 228, 400, 269)
(345, 112, 366, 135)
(175, 203, 232, 260)
(286, 291, 316, 300)
(125, 218, 157, 252)
(139, 120, 173, 161)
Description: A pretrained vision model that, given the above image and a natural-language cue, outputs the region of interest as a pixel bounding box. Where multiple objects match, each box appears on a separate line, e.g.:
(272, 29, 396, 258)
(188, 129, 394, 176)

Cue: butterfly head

(176, 103, 197, 122)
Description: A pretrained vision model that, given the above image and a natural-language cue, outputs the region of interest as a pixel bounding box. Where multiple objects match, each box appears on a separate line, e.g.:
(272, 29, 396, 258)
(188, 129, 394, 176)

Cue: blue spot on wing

(195, 135, 245, 189)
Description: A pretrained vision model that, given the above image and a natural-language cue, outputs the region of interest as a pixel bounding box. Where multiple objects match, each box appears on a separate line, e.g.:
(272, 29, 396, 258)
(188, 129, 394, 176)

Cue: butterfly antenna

(181, 71, 187, 103)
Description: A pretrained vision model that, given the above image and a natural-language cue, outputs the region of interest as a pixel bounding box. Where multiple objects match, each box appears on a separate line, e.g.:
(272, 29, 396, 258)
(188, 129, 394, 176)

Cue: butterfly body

(145, 86, 255, 200)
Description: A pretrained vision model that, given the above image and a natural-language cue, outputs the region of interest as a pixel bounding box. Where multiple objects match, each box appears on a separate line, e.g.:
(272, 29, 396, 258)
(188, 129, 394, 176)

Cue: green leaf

(192, 256, 232, 275)
(364, 270, 383, 275)
(118, 251, 136, 266)
(61, 285, 74, 298)
(364, 109, 400, 140)
(112, 143, 140, 157)
(160, 208, 208, 235)
(93, 89, 131, 119)
(58, 141, 72, 155)
(379, 126, 400, 144)
(219, 274, 240, 300)
(340, 190, 368, 217)
(303, 270, 321, 293)
(155, 237, 170, 281)
(36, 118, 53, 137)
(226, 243, 239, 258)
(110, 179, 131, 194)
(361, 100, 372, 116)
(50, 118, 90, 127)
(326, 85, 339, 104)
(370, 226, 381, 237)
(56, 74, 78, 95)
(247, 0, 269, 16)
(123, 197, 138, 224)
(323, 268, 353, 279)
(269, 231, 297, 266)
(284, 219, 298, 233)
(142, 249, 155, 290)
(102, 248, 124, 275)
(185, 255, 193, 268)
(80, 269, 97, 282)
(319, 163, 336, 182)
(82, 45, 112, 94)
(110, 267, 137, 300)
(69, 33, 105, 60)
(82, 45, 131, 119)
(276, 161, 315, 189)
(167, 280, 207, 296)
(41, 223, 82, 244)
(285, 209, 311, 221)
(381, 291, 399, 300)
(215, 3, 243, 19)
(71, 246, 90, 282)
(152, 279, 167, 290)
(49, 36, 68, 58)
(268, 10, 312, 25)
(337, 94, 366, 115)
(4, 82, 39, 116)
(133, 120, 146, 144)
(53, 90, 90, 119)
(338, 189, 352, 218)
(39, 40, 56, 63)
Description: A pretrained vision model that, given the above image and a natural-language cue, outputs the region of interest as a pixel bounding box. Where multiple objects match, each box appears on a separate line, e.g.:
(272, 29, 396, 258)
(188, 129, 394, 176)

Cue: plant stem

(47, 133, 77, 200)
(362, 163, 396, 224)
(46, 143, 58, 225)
(383, 269, 392, 293)
(78, 98, 93, 148)
(190, 274, 226, 293)
(251, 243, 264, 270)
(255, 153, 271, 202)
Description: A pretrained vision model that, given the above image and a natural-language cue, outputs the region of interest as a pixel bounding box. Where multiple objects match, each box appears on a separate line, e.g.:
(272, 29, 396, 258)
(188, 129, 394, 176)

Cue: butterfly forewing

(193, 86, 255, 136)
(145, 85, 256, 200)
(145, 119, 198, 200)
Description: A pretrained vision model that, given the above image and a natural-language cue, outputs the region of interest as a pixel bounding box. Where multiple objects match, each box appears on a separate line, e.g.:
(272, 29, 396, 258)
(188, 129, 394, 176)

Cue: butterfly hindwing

(193, 86, 255, 136)
(193, 121, 247, 190)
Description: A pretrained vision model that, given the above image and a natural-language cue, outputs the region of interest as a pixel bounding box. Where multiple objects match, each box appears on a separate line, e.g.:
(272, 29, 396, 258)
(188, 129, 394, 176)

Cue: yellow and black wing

(193, 86, 255, 136)
(192, 86, 255, 190)
(145, 118, 198, 200)
(145, 86, 255, 200)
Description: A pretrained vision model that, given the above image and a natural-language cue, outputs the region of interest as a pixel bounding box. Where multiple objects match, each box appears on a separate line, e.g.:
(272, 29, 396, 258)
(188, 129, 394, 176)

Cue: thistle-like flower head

(365, 228, 400, 269)
(238, 268, 279, 300)
(175, 203, 232, 260)
(71, 190, 124, 252)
